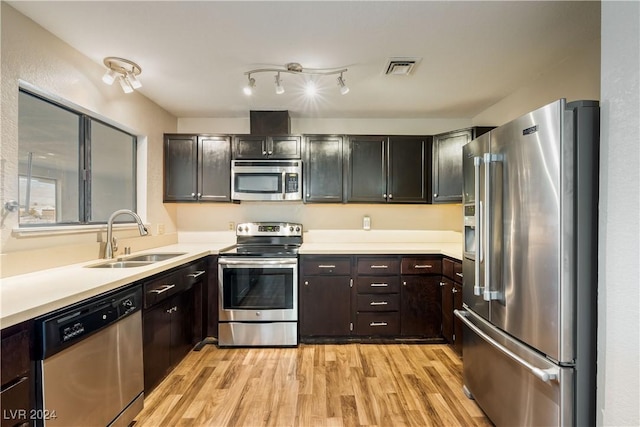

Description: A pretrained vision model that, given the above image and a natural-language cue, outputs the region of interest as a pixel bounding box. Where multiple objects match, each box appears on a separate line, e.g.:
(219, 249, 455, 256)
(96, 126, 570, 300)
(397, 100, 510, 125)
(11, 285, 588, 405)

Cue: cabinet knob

(268, 151, 273, 155)
(197, 192, 202, 198)
(403, 281, 407, 286)
(434, 193, 438, 198)
(383, 193, 387, 198)
(262, 151, 267, 155)
(191, 192, 196, 197)
(388, 194, 393, 199)
(304, 281, 309, 286)
(452, 288, 459, 294)
(440, 282, 446, 287)
(306, 193, 310, 197)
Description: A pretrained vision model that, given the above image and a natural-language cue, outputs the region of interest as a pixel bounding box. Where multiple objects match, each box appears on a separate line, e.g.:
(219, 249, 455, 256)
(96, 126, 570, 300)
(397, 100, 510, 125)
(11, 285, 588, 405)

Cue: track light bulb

(102, 69, 117, 85)
(305, 81, 317, 97)
(126, 71, 142, 89)
(275, 73, 285, 95)
(337, 74, 350, 95)
(119, 76, 134, 94)
(243, 76, 255, 96)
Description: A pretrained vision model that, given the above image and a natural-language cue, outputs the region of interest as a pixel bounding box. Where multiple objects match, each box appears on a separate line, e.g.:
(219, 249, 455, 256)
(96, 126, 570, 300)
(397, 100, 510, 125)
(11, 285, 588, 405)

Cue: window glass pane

(90, 121, 136, 222)
(18, 91, 80, 224)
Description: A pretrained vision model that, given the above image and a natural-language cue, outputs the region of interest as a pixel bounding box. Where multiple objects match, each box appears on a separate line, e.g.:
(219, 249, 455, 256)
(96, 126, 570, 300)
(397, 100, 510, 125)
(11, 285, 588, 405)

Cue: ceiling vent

(383, 57, 422, 76)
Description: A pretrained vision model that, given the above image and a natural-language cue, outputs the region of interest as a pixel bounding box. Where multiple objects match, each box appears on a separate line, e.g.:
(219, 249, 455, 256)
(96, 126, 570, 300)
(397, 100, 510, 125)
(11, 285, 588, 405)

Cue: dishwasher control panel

(36, 285, 142, 359)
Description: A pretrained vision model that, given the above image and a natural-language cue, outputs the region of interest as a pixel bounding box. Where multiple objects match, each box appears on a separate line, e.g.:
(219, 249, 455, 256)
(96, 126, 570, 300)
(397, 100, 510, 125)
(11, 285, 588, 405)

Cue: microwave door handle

(474, 156, 483, 296)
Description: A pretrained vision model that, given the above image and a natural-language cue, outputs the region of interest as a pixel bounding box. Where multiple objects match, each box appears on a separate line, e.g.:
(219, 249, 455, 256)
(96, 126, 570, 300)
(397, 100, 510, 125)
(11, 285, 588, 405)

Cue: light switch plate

(363, 216, 371, 230)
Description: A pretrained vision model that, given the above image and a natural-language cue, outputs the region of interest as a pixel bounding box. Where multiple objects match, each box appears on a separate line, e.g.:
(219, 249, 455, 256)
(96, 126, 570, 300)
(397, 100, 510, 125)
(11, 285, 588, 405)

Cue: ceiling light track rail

(243, 62, 349, 96)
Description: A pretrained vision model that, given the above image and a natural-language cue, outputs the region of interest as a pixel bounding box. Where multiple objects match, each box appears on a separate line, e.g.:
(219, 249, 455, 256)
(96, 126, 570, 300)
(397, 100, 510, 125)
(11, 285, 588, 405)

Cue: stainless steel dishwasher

(34, 285, 144, 427)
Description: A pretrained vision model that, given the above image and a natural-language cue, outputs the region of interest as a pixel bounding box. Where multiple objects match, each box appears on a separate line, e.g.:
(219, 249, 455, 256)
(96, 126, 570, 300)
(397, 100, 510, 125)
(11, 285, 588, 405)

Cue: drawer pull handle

(370, 265, 388, 269)
(318, 264, 336, 268)
(370, 283, 388, 287)
(414, 265, 433, 268)
(0, 376, 28, 394)
(370, 322, 388, 327)
(456, 272, 464, 278)
(149, 284, 175, 294)
(187, 270, 206, 279)
(370, 301, 388, 306)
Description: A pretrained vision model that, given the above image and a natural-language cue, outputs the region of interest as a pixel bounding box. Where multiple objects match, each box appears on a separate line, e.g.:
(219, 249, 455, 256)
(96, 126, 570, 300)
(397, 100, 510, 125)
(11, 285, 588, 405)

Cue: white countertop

(0, 230, 462, 329)
(0, 243, 233, 329)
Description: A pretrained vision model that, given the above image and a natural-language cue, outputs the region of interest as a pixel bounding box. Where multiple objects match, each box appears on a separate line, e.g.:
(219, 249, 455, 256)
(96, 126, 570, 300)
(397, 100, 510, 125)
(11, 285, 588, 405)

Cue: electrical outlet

(363, 216, 371, 230)
(228, 221, 235, 230)
(156, 223, 165, 235)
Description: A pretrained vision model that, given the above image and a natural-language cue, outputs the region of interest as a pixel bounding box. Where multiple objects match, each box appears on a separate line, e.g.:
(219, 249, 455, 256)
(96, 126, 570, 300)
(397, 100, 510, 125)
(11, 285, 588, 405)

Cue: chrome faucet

(105, 209, 149, 258)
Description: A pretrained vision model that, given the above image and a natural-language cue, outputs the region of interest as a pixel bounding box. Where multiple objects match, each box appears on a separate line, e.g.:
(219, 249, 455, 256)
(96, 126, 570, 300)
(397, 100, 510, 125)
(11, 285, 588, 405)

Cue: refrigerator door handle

(474, 156, 483, 296)
(455, 309, 559, 384)
(483, 152, 501, 301)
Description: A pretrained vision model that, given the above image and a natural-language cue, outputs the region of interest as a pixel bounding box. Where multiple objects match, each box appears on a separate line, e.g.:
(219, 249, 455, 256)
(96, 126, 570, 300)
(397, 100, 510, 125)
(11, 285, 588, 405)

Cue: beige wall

(0, 4, 178, 276)
(472, 37, 600, 126)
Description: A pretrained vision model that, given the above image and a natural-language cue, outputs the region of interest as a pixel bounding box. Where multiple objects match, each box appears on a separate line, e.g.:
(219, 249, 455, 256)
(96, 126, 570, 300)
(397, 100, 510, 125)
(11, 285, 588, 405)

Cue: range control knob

(295, 226, 301, 232)
(237, 225, 242, 232)
(289, 226, 294, 232)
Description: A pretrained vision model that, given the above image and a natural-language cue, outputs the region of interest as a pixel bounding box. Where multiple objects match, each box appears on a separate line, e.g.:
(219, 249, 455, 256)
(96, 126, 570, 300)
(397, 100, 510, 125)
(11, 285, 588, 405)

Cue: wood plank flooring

(133, 343, 492, 427)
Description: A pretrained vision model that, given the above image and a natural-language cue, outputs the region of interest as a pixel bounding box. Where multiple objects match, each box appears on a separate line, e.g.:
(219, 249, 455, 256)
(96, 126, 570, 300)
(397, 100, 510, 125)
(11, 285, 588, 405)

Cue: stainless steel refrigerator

(456, 99, 599, 426)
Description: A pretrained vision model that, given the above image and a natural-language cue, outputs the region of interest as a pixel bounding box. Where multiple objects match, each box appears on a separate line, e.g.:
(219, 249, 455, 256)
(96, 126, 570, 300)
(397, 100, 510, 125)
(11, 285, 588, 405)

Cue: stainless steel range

(218, 222, 301, 347)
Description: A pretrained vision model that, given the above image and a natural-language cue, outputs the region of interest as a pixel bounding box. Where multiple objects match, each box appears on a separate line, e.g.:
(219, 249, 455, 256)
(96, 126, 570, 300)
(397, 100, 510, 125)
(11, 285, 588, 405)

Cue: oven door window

(234, 173, 282, 194)
(222, 267, 293, 310)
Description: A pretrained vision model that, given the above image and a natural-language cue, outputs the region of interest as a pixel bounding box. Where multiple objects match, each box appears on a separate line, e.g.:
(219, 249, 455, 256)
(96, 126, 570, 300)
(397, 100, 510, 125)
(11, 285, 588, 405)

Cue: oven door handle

(218, 258, 298, 266)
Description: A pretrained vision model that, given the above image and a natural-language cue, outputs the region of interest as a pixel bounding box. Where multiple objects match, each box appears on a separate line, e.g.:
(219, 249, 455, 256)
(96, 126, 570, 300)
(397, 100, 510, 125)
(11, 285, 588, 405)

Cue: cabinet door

(401, 276, 442, 337)
(233, 135, 267, 158)
(388, 136, 430, 203)
(432, 129, 471, 203)
(440, 278, 454, 344)
(453, 283, 463, 355)
(1, 321, 31, 427)
(164, 135, 198, 201)
(198, 136, 231, 202)
(170, 290, 194, 367)
(346, 136, 387, 202)
(143, 301, 172, 393)
(270, 136, 301, 159)
(300, 276, 352, 337)
(304, 135, 344, 202)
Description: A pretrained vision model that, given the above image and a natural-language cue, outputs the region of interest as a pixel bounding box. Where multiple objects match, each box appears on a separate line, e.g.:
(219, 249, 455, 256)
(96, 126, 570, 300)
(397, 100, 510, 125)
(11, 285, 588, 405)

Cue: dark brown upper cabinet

(232, 135, 301, 159)
(346, 136, 431, 203)
(432, 127, 493, 203)
(303, 135, 344, 203)
(163, 134, 231, 202)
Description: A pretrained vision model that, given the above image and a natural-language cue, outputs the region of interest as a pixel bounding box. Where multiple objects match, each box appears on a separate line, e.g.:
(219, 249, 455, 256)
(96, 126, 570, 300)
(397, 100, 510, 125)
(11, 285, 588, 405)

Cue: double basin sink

(87, 253, 186, 268)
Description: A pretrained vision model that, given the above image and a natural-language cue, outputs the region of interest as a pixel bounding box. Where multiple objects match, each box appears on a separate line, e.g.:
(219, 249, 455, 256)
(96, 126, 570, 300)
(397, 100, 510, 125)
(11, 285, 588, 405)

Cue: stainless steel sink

(88, 260, 156, 268)
(86, 252, 186, 268)
(124, 253, 186, 262)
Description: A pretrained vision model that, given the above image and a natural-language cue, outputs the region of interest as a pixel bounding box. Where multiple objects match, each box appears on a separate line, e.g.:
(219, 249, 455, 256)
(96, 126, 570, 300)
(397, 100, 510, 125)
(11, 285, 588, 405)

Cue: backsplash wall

(176, 203, 463, 232)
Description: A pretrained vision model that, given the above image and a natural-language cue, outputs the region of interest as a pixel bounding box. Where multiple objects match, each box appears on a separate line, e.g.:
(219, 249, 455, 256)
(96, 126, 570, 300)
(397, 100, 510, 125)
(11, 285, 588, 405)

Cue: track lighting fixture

(102, 57, 142, 94)
(243, 75, 256, 95)
(275, 73, 285, 94)
(243, 62, 349, 96)
(337, 72, 350, 95)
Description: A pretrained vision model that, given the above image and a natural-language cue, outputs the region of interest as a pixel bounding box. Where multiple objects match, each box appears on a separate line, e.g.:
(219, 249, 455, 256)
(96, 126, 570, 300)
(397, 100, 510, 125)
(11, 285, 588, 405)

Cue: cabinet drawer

(356, 276, 400, 293)
(357, 257, 400, 275)
(183, 260, 207, 286)
(356, 294, 399, 312)
(0, 374, 30, 427)
(356, 312, 400, 336)
(401, 257, 442, 275)
(144, 270, 184, 308)
(302, 258, 351, 275)
(1, 323, 30, 385)
(453, 262, 463, 284)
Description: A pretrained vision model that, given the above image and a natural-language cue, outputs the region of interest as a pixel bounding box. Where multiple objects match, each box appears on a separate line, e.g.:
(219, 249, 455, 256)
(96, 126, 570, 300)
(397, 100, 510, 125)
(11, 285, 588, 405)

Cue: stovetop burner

(220, 244, 299, 258)
(219, 222, 302, 258)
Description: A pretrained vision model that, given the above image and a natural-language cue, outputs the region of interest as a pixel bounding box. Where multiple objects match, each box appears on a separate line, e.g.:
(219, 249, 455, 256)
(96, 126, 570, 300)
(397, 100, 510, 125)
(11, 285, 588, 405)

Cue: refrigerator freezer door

(458, 309, 574, 427)
(487, 99, 566, 362)
(462, 133, 490, 321)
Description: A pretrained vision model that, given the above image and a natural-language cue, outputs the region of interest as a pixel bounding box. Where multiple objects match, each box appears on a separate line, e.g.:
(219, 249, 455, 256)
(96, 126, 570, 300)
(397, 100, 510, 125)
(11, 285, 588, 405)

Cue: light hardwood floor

(134, 343, 492, 427)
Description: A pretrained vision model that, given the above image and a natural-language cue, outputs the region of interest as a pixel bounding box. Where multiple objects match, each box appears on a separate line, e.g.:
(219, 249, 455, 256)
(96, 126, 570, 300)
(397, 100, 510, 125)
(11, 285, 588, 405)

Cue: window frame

(18, 87, 137, 227)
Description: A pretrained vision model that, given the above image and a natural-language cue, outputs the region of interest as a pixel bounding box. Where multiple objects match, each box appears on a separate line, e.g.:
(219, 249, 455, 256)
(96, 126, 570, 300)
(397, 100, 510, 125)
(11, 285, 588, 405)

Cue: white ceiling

(9, 1, 600, 119)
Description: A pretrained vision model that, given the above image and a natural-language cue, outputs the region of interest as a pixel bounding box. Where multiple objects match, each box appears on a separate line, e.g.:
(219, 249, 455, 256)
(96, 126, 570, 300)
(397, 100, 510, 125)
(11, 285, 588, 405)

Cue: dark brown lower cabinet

(401, 276, 442, 337)
(1, 321, 32, 427)
(143, 290, 194, 393)
(442, 258, 464, 355)
(440, 278, 454, 343)
(300, 276, 352, 337)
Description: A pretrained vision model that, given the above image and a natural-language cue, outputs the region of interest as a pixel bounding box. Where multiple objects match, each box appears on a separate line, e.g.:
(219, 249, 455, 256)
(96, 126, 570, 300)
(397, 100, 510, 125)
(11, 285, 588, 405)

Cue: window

(18, 89, 136, 226)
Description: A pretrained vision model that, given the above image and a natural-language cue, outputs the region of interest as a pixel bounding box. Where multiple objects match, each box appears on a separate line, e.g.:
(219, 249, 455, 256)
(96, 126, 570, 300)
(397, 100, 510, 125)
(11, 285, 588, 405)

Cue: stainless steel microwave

(231, 160, 302, 201)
